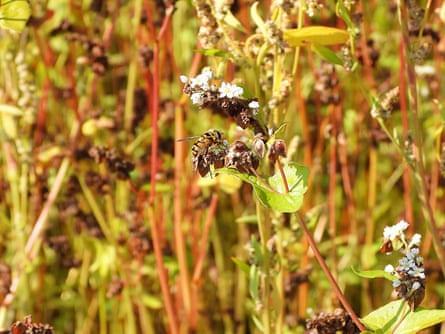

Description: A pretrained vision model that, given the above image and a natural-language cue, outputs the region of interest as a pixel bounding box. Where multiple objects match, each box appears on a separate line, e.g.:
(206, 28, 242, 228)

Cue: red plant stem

(147, 207, 179, 334)
(276, 159, 289, 193)
(296, 213, 366, 332)
(147, 4, 174, 205)
(192, 194, 219, 283)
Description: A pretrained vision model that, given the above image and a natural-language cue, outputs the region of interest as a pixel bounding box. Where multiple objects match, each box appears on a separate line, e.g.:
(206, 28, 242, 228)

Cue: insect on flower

(178, 129, 228, 177)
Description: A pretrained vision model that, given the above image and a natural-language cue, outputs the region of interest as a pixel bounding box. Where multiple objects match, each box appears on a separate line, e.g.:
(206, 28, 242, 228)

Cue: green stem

(256, 202, 272, 334)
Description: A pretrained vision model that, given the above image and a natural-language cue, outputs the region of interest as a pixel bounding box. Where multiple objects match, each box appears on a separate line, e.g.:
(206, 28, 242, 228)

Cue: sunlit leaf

(217, 164, 308, 213)
(223, 10, 247, 33)
(0, 0, 31, 32)
(196, 48, 232, 58)
(283, 26, 349, 46)
(336, 1, 354, 30)
(141, 294, 163, 310)
(311, 44, 343, 65)
(361, 300, 445, 334)
(250, 2, 267, 38)
(231, 257, 250, 275)
(361, 300, 406, 332)
(352, 266, 396, 281)
(396, 307, 445, 334)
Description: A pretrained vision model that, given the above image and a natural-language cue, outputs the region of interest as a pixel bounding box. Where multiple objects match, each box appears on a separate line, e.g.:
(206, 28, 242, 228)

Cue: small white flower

(190, 74, 210, 90)
(384, 264, 395, 273)
(392, 279, 401, 288)
(383, 220, 409, 241)
(180, 75, 188, 83)
(408, 266, 425, 279)
(409, 233, 422, 247)
(414, 65, 436, 76)
(249, 100, 260, 109)
(219, 82, 243, 98)
(411, 281, 421, 291)
(191, 92, 204, 105)
(398, 257, 411, 271)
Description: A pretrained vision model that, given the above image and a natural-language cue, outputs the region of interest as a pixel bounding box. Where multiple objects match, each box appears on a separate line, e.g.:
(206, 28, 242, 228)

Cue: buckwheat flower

(409, 233, 421, 247)
(393, 279, 401, 288)
(249, 100, 259, 109)
(408, 266, 425, 279)
(219, 82, 243, 98)
(190, 73, 211, 90)
(398, 257, 412, 271)
(191, 92, 204, 105)
(411, 281, 421, 291)
(180, 75, 188, 83)
(383, 220, 409, 241)
(384, 264, 395, 273)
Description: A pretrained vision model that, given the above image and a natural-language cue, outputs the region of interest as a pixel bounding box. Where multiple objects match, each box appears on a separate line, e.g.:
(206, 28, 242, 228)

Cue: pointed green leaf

(0, 0, 31, 32)
(336, 1, 354, 30)
(196, 48, 232, 58)
(223, 10, 247, 33)
(283, 26, 349, 46)
(217, 164, 308, 213)
(249, 265, 260, 300)
(361, 300, 406, 332)
(311, 44, 343, 65)
(396, 307, 445, 334)
(362, 299, 445, 334)
(351, 266, 396, 281)
(231, 257, 250, 275)
(250, 2, 267, 38)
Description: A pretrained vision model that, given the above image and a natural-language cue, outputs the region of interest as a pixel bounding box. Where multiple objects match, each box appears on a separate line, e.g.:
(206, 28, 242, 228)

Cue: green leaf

(283, 26, 350, 47)
(231, 257, 250, 275)
(250, 2, 267, 38)
(361, 299, 445, 334)
(0, 0, 31, 32)
(223, 10, 247, 33)
(217, 163, 309, 213)
(336, 1, 354, 30)
(396, 307, 445, 334)
(141, 294, 163, 310)
(361, 300, 407, 332)
(311, 44, 343, 65)
(351, 266, 396, 281)
(249, 265, 260, 300)
(195, 48, 232, 58)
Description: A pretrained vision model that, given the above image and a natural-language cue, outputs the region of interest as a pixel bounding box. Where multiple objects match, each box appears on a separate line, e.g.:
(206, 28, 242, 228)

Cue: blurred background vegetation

(0, 0, 444, 333)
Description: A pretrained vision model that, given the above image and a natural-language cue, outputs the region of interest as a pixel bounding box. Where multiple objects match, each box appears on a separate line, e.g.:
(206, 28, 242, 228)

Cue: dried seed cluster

(50, 19, 109, 75)
(305, 308, 359, 334)
(9, 315, 54, 334)
(88, 146, 135, 180)
(314, 63, 340, 105)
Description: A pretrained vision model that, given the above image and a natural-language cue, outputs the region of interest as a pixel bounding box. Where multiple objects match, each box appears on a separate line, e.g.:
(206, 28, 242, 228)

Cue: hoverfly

(178, 129, 228, 177)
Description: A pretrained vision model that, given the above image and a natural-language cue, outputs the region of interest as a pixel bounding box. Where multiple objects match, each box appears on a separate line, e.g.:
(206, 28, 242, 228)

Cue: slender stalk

(25, 157, 70, 259)
(147, 206, 179, 334)
(296, 213, 366, 331)
(397, 0, 445, 277)
(256, 202, 272, 334)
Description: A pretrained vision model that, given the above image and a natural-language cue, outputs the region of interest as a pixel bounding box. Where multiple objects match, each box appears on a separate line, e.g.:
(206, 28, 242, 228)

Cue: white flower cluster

(382, 220, 426, 308)
(180, 68, 250, 105)
(385, 246, 425, 290)
(383, 220, 409, 241)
